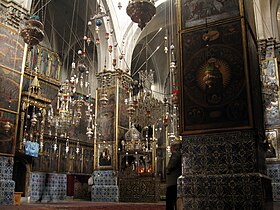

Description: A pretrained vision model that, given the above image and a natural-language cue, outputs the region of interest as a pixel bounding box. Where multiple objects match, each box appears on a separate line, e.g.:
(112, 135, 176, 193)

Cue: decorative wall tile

(91, 185, 119, 202)
(179, 130, 269, 209)
(267, 164, 280, 182)
(29, 172, 67, 202)
(0, 156, 14, 180)
(91, 170, 119, 202)
(267, 164, 280, 201)
(178, 173, 265, 209)
(0, 156, 15, 205)
(119, 177, 160, 202)
(93, 170, 118, 186)
(272, 183, 280, 201)
(182, 131, 262, 176)
(0, 180, 15, 205)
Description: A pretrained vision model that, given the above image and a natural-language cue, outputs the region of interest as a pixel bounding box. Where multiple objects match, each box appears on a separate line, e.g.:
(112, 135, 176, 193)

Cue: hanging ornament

(95, 18, 103, 26)
(65, 137, 69, 154)
(112, 59, 117, 67)
(3, 120, 11, 133)
(76, 142, 80, 154)
(172, 88, 179, 105)
(31, 113, 38, 127)
(99, 92, 109, 106)
(105, 32, 110, 40)
(54, 138, 58, 151)
(108, 45, 113, 53)
(87, 37, 91, 46)
(96, 37, 100, 45)
(86, 127, 94, 139)
(126, 0, 156, 30)
(95, 26, 100, 34)
(118, 2, 122, 9)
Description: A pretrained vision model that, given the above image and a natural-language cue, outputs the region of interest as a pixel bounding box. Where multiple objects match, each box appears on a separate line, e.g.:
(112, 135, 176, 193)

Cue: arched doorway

(12, 156, 31, 197)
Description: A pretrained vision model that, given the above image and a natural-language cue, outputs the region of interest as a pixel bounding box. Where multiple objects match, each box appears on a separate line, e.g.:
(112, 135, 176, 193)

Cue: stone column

(178, 0, 271, 209)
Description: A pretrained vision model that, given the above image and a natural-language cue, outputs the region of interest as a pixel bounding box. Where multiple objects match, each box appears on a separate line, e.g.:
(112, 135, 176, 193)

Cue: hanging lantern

(20, 15, 45, 46)
(99, 92, 109, 106)
(126, 0, 156, 30)
(3, 120, 12, 133)
(112, 58, 117, 67)
(127, 104, 136, 117)
(86, 127, 94, 139)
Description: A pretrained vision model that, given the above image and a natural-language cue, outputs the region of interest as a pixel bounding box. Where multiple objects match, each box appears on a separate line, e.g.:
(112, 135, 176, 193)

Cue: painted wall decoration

(0, 67, 21, 112)
(0, 23, 24, 72)
(0, 111, 16, 154)
(0, 24, 24, 155)
(25, 45, 61, 83)
(118, 87, 129, 128)
(181, 21, 250, 133)
(181, 0, 240, 28)
(96, 87, 116, 142)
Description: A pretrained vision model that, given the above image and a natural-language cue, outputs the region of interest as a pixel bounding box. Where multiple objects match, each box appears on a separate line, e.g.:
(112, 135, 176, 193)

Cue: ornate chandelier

(47, 45, 95, 153)
(129, 69, 163, 127)
(126, 0, 156, 30)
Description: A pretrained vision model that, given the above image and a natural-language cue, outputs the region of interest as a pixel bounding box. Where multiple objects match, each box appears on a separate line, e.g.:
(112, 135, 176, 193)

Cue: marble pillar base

(178, 173, 271, 209)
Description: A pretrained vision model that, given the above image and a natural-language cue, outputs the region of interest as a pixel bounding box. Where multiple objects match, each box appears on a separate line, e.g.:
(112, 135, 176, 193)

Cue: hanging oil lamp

(20, 15, 45, 46)
(126, 0, 156, 30)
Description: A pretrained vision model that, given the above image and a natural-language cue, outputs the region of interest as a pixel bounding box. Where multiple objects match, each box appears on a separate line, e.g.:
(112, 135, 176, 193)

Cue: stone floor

(0, 201, 166, 210)
(1, 201, 280, 210)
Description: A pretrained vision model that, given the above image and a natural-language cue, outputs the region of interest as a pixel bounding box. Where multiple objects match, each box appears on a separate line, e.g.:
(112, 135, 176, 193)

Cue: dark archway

(12, 156, 31, 197)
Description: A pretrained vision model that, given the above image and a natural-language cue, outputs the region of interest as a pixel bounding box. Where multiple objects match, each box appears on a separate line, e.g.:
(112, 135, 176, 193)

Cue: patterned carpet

(1, 201, 166, 210)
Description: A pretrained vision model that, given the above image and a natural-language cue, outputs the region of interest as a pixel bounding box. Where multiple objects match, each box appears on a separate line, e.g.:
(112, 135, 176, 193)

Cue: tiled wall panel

(0, 156, 15, 205)
(29, 172, 67, 202)
(91, 170, 118, 202)
(267, 164, 280, 201)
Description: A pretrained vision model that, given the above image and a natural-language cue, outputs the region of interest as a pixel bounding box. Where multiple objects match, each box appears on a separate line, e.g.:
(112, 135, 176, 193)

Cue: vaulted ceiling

(40, 0, 176, 98)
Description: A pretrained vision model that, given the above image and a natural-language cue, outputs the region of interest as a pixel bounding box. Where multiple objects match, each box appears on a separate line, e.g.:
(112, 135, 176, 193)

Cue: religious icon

(98, 146, 112, 167)
(265, 130, 278, 159)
